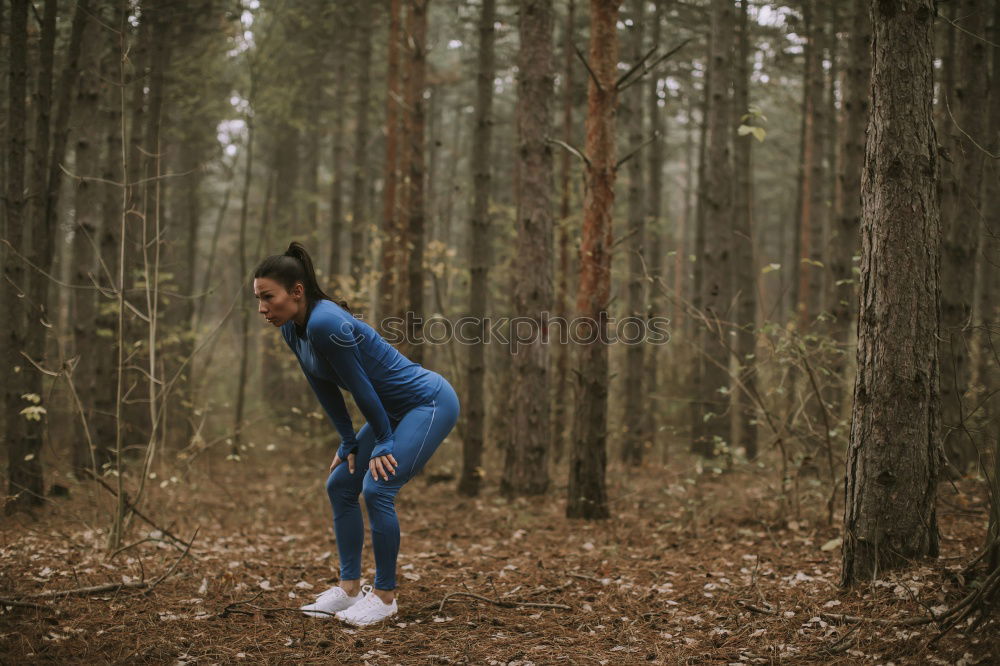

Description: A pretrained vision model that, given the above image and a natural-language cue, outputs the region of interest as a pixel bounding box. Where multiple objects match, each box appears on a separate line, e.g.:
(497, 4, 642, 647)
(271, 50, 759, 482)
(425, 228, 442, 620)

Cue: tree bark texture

(503, 0, 554, 498)
(459, 0, 496, 497)
(567, 0, 622, 520)
(841, 0, 941, 586)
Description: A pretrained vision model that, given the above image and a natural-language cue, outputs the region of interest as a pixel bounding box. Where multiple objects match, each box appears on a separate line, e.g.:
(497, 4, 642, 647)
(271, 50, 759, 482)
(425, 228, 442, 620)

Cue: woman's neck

(293, 298, 314, 334)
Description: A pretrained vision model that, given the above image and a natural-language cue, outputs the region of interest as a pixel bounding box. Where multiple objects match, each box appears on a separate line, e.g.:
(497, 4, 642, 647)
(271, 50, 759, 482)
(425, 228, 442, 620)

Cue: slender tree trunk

(330, 9, 349, 280)
(938, 0, 988, 474)
(841, 0, 941, 586)
(829, 0, 871, 419)
(553, 0, 576, 465)
(503, 0, 554, 498)
(70, 7, 104, 477)
(233, 68, 257, 454)
(93, 3, 126, 478)
(567, 0, 622, 520)
(697, 0, 735, 458)
(732, 0, 757, 460)
(3, 0, 38, 511)
(978, 6, 1000, 552)
(796, 0, 826, 330)
(689, 48, 710, 455)
(646, 0, 666, 463)
(458, 0, 496, 498)
(350, 1, 374, 293)
(403, 0, 429, 362)
(621, 0, 646, 466)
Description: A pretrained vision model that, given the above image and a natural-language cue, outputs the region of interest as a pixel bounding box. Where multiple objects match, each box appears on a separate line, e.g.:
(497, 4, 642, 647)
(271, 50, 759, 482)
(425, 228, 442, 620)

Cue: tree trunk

(502, 0, 554, 498)
(567, 0, 622, 520)
(697, 0, 735, 459)
(646, 0, 666, 463)
(978, 6, 1000, 557)
(329, 8, 349, 280)
(3, 0, 38, 511)
(69, 6, 105, 477)
(828, 0, 871, 418)
(689, 43, 710, 455)
(938, 0, 988, 474)
(458, 0, 496, 498)
(841, 0, 941, 586)
(552, 0, 576, 465)
(796, 0, 827, 330)
(402, 0, 429, 362)
(92, 3, 126, 478)
(621, 0, 647, 466)
(732, 0, 757, 460)
(350, 1, 374, 293)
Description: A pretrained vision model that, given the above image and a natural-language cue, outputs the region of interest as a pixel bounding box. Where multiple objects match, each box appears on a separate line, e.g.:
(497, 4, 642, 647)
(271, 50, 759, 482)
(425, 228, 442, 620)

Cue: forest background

(0, 0, 998, 662)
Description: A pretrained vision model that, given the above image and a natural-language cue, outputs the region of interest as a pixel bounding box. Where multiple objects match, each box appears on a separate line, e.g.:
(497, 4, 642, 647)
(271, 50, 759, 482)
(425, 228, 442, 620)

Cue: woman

(252, 241, 460, 627)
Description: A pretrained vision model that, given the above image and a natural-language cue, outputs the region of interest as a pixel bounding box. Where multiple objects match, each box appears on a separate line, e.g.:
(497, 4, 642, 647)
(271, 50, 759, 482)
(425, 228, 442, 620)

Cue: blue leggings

(325, 376, 460, 590)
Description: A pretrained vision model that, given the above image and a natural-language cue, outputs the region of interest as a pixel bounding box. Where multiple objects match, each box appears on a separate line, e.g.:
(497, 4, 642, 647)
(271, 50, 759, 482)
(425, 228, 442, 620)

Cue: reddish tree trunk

(567, 0, 622, 520)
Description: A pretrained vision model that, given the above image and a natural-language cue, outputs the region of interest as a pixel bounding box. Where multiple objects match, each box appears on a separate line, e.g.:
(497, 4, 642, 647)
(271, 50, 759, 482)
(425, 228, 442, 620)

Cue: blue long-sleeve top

(281, 298, 444, 460)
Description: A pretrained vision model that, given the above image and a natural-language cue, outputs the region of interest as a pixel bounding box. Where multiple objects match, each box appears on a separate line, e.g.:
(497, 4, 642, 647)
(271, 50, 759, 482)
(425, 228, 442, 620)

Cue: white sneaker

(335, 584, 398, 627)
(299, 585, 361, 618)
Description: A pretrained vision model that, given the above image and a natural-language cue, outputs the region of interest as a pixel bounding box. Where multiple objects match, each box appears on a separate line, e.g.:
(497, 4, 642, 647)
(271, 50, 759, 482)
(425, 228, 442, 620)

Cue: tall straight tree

(553, 0, 577, 465)
(795, 0, 827, 329)
(621, 0, 647, 465)
(503, 0, 554, 498)
(567, 0, 622, 519)
(979, 2, 1000, 515)
(938, 0, 988, 473)
(841, 0, 941, 586)
(732, 0, 757, 459)
(376, 0, 401, 322)
(828, 0, 871, 415)
(3, 0, 35, 511)
(402, 0, 429, 362)
(697, 0, 735, 458)
(689, 63, 710, 455)
(69, 6, 106, 476)
(459, 0, 496, 497)
(349, 0, 375, 294)
(644, 0, 665, 463)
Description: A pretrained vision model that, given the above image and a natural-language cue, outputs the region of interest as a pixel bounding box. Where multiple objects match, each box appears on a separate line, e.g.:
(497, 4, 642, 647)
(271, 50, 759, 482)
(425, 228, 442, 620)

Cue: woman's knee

(362, 479, 397, 512)
(326, 466, 360, 502)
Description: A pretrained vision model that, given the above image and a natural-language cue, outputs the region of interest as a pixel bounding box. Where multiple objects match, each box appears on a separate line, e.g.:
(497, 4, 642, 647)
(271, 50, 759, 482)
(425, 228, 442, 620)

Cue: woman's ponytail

(253, 241, 353, 313)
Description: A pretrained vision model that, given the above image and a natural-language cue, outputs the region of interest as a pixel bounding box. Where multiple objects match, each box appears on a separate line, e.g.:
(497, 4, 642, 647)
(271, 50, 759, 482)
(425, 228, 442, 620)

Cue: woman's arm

(302, 371, 361, 461)
(309, 318, 396, 458)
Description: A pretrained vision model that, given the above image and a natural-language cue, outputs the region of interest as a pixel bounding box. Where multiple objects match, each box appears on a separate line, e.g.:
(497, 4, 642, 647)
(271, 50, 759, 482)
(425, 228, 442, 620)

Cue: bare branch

(573, 42, 602, 93)
(615, 131, 660, 170)
(614, 45, 658, 90)
(546, 137, 592, 169)
(617, 38, 693, 93)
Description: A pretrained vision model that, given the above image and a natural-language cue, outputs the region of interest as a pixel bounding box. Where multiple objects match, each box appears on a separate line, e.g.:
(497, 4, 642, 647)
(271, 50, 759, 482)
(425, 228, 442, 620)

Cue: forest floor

(0, 450, 996, 665)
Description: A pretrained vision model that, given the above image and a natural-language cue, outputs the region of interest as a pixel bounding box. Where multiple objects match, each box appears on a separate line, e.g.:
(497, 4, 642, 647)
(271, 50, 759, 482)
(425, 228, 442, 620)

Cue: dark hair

(253, 241, 352, 313)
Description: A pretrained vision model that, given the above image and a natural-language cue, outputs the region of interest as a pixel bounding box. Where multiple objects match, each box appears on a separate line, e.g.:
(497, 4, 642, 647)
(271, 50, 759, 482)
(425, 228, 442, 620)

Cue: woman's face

(253, 276, 304, 327)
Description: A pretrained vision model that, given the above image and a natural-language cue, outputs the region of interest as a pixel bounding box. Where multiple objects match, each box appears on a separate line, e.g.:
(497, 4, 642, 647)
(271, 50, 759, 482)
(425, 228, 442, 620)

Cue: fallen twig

(27, 581, 149, 599)
(83, 468, 196, 556)
(820, 612, 932, 627)
(736, 599, 776, 615)
(218, 590, 266, 618)
(142, 525, 200, 595)
(0, 597, 55, 610)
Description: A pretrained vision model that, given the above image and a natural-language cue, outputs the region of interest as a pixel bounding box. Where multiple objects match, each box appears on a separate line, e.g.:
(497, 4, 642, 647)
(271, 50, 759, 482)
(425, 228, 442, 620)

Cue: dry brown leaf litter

(0, 453, 995, 665)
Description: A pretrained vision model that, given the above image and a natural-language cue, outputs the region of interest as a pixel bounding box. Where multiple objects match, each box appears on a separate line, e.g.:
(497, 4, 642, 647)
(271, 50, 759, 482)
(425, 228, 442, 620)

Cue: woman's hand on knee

(369, 454, 398, 481)
(330, 452, 356, 475)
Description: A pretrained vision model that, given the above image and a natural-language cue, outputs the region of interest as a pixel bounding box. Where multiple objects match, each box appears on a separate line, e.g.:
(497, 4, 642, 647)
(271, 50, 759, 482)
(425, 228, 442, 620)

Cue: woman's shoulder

(306, 299, 358, 344)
